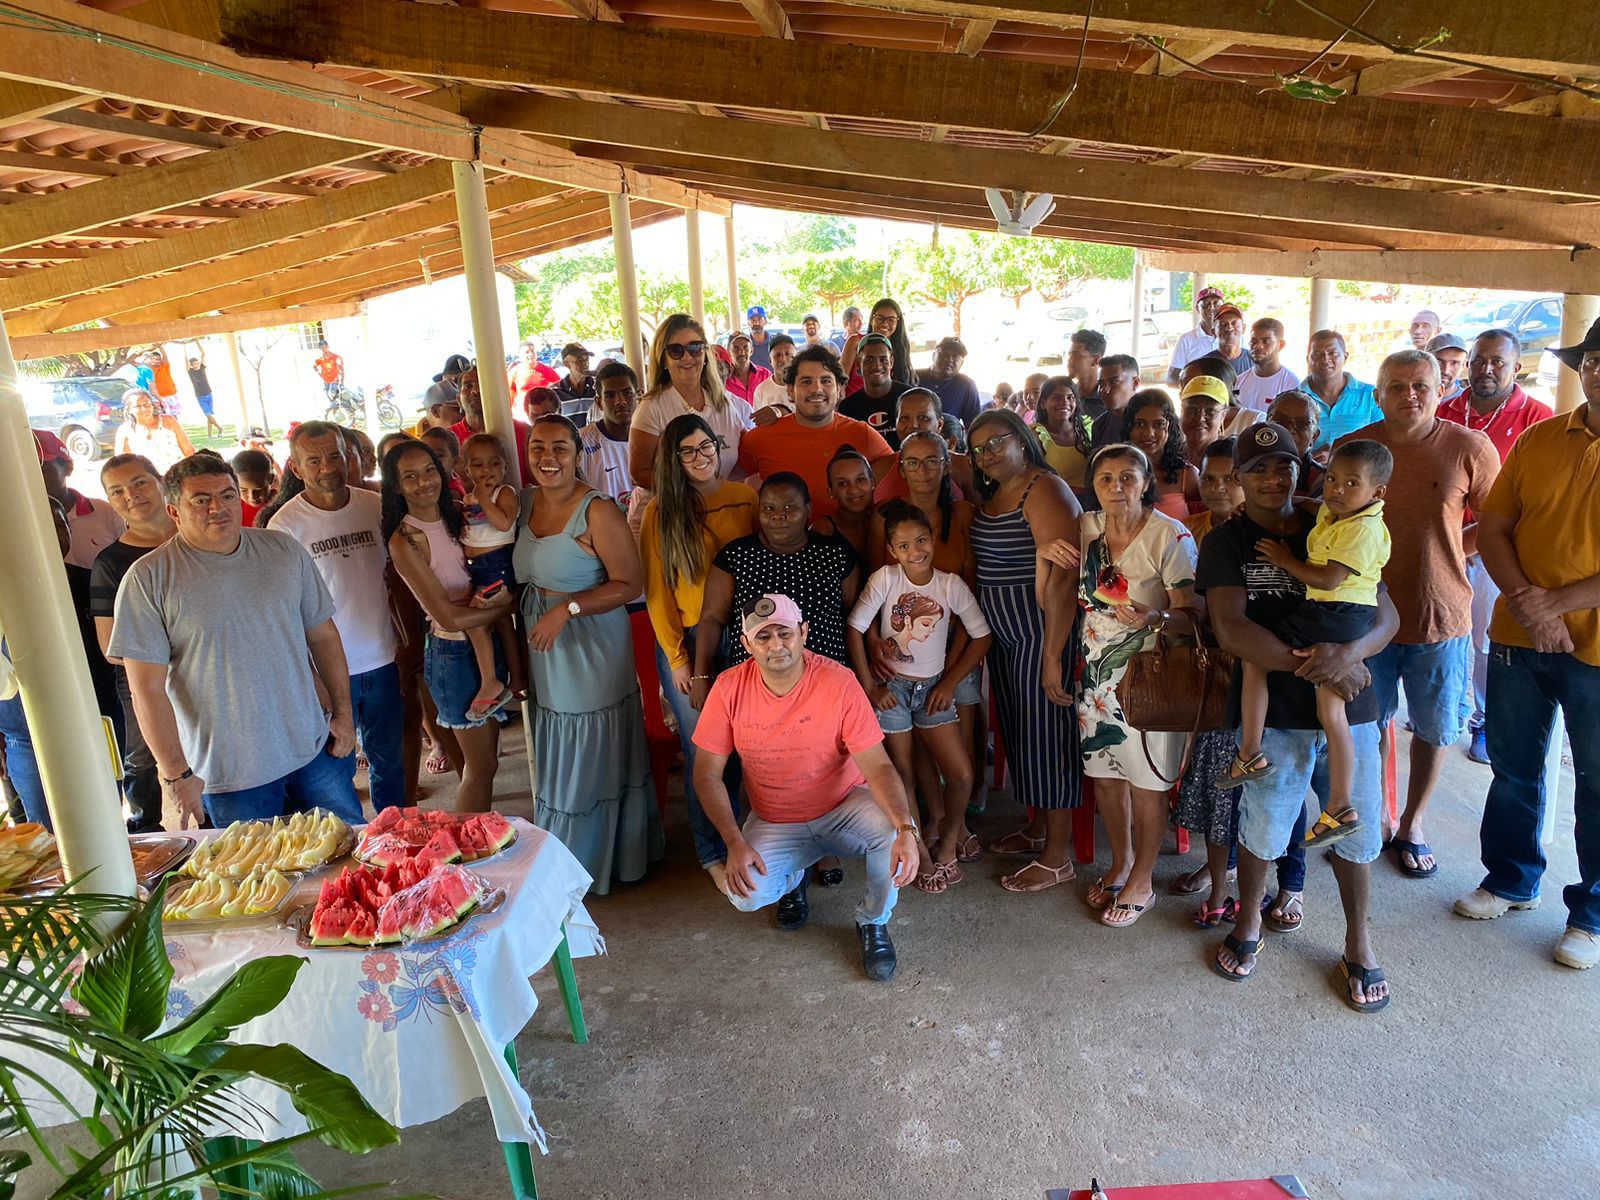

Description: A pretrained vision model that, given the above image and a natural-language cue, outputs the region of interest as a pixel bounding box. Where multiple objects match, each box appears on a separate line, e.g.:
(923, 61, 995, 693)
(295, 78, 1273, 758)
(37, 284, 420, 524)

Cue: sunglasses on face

(666, 341, 707, 361)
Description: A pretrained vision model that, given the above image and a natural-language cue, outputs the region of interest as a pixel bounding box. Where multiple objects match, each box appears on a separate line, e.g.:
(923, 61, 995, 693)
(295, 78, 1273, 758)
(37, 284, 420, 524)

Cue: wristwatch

(896, 822, 919, 838)
(161, 767, 194, 787)
(566, 599, 582, 617)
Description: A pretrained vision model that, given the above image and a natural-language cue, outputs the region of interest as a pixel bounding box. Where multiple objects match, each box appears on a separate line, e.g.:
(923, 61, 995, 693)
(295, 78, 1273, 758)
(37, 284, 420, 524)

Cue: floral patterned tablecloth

(31, 817, 600, 1149)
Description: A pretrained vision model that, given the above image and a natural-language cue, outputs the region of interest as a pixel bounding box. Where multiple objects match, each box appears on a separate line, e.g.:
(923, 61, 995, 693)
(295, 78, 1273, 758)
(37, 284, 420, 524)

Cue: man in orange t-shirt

(313, 340, 345, 399)
(736, 344, 894, 517)
(692, 593, 917, 981)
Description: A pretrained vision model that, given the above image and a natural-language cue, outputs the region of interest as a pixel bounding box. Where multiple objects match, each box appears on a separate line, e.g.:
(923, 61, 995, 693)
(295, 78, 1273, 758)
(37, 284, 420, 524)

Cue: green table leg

(552, 931, 588, 1045)
(500, 1043, 539, 1200)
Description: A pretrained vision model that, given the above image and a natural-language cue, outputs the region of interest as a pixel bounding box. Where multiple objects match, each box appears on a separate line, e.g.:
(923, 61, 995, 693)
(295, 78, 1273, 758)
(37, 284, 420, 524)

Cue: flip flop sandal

(956, 834, 982, 863)
(1215, 751, 1273, 791)
(1211, 933, 1264, 983)
(986, 830, 1045, 857)
(999, 860, 1074, 893)
(1194, 896, 1238, 928)
(1390, 839, 1439, 879)
(465, 685, 514, 723)
(1102, 896, 1154, 928)
(424, 748, 450, 775)
(1085, 877, 1125, 910)
(1338, 957, 1391, 1013)
(1261, 892, 1304, 934)
(1304, 809, 1363, 850)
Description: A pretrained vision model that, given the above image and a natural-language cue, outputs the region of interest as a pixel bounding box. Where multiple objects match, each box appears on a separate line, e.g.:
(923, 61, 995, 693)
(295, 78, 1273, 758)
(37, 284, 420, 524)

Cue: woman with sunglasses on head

(640, 413, 758, 894)
(516, 414, 664, 894)
(966, 409, 1085, 891)
(629, 314, 753, 494)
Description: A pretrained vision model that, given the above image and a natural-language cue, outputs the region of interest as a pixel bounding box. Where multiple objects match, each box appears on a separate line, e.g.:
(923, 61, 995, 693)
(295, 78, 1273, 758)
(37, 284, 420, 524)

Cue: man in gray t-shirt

(110, 455, 360, 827)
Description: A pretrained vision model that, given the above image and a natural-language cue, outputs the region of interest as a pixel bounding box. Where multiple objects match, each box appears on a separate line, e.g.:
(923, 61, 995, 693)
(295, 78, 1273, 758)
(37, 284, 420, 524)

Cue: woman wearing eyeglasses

(966, 408, 1085, 892)
(639, 413, 758, 892)
(629, 314, 753, 494)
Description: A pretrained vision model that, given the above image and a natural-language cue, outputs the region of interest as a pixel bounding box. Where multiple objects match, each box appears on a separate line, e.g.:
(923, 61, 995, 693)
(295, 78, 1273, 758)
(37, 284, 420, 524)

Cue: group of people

(8, 287, 1599, 997)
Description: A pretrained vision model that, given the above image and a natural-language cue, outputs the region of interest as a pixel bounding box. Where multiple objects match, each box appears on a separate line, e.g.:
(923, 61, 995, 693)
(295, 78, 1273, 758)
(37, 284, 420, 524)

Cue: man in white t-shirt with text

(1237, 317, 1300, 413)
(269, 421, 405, 810)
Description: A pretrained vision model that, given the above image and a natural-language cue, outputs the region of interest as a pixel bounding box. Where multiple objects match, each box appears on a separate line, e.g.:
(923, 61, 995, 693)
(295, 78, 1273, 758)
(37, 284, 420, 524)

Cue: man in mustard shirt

(1457, 317, 1600, 971)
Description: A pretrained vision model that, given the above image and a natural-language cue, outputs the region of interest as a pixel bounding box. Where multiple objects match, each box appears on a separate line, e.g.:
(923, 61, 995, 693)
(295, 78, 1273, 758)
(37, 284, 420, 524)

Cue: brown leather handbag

(1115, 633, 1237, 785)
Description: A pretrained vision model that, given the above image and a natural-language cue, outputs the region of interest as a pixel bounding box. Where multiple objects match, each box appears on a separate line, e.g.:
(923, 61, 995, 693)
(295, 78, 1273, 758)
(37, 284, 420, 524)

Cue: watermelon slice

(309, 898, 360, 946)
(367, 806, 405, 835)
(374, 865, 482, 943)
(1093, 566, 1131, 607)
(420, 827, 463, 864)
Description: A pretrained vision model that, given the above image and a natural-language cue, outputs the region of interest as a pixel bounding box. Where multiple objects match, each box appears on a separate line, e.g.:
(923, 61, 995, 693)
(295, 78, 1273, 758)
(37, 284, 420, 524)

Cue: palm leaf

(71, 880, 172, 1038)
(154, 956, 306, 1056)
(203, 1044, 400, 1155)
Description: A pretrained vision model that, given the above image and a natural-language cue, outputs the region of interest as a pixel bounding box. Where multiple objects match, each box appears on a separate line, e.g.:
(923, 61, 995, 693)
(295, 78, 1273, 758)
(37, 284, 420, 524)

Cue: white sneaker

(1453, 887, 1540, 920)
(1555, 927, 1600, 970)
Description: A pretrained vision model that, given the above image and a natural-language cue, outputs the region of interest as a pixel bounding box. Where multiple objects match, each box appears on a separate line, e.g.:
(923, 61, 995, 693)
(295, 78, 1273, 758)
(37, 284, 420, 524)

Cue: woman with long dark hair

(866, 298, 915, 386)
(1032, 375, 1094, 498)
(516, 414, 663, 894)
(640, 412, 758, 892)
(966, 408, 1084, 890)
(1123, 388, 1201, 520)
(381, 439, 514, 812)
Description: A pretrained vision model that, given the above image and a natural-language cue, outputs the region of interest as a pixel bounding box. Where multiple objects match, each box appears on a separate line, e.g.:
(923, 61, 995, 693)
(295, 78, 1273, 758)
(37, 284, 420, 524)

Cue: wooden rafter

(477, 97, 1596, 247)
(1135, 38, 1232, 77)
(738, 0, 793, 40)
(214, 0, 1600, 196)
(1143, 247, 1600, 292)
(955, 19, 995, 56)
(8, 302, 363, 361)
(0, 80, 87, 124)
(548, 0, 622, 21)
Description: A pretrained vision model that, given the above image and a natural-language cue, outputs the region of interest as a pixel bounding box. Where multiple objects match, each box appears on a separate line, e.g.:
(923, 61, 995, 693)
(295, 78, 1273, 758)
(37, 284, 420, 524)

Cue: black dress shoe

(813, 865, 844, 887)
(856, 922, 897, 982)
(776, 880, 809, 931)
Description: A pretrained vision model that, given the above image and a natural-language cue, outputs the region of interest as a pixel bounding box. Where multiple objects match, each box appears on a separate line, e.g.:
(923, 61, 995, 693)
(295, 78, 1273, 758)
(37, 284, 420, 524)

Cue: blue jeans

(656, 643, 742, 867)
(727, 788, 901, 926)
(0, 693, 48, 828)
(1479, 644, 1600, 934)
(350, 663, 405, 811)
(1371, 636, 1471, 747)
(1239, 723, 1383, 865)
(202, 746, 362, 826)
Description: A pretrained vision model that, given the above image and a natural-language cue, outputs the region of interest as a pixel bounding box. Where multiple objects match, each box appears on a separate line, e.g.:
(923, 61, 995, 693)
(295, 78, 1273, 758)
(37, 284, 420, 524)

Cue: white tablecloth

(24, 818, 601, 1149)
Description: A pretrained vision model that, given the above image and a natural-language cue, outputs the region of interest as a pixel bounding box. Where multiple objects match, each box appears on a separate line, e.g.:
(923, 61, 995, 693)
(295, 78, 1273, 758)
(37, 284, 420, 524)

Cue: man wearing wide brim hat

(1456, 314, 1600, 970)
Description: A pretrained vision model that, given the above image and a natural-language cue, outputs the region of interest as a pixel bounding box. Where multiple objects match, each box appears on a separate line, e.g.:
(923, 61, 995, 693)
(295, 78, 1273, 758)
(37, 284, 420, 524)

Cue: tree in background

(898, 233, 997, 338)
(785, 252, 882, 323)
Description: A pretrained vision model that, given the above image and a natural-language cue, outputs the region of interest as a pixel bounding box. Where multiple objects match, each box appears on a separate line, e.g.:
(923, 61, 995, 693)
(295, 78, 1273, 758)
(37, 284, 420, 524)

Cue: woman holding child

(515, 414, 664, 894)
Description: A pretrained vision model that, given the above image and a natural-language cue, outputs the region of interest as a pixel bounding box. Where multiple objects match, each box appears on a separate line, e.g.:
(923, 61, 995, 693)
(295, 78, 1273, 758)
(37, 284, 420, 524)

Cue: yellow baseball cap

(1180, 375, 1231, 406)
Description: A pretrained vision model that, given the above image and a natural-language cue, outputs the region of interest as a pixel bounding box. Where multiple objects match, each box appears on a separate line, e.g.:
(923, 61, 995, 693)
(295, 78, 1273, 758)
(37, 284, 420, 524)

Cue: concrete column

(685, 208, 706, 330)
(1556, 293, 1600, 414)
(358, 307, 382, 433)
(223, 331, 253, 433)
(1310, 276, 1334, 336)
(610, 192, 643, 372)
(724, 213, 741, 336)
(1129, 252, 1145, 361)
(0, 312, 135, 899)
(452, 160, 514, 465)
(1192, 272, 1208, 301)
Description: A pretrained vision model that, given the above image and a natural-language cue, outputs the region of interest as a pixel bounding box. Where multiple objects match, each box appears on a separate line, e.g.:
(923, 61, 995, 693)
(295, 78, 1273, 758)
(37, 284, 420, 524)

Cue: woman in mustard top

(639, 412, 758, 890)
(1032, 375, 1094, 500)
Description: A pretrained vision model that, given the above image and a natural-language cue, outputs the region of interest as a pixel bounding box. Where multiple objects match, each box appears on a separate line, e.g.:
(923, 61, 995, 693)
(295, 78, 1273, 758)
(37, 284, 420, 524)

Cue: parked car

(1101, 317, 1175, 382)
(1000, 305, 1091, 363)
(1445, 294, 1563, 376)
(24, 375, 128, 461)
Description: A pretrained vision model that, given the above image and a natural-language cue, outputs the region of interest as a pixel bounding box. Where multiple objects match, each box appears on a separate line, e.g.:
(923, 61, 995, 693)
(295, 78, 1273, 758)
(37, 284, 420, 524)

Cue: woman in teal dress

(513, 414, 663, 894)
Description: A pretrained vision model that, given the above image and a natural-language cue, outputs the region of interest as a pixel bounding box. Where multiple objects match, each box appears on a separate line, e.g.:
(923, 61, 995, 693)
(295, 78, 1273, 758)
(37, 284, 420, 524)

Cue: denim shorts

(425, 632, 503, 730)
(1370, 635, 1470, 747)
(464, 545, 515, 591)
(877, 672, 960, 734)
(953, 664, 984, 708)
(1238, 722, 1382, 865)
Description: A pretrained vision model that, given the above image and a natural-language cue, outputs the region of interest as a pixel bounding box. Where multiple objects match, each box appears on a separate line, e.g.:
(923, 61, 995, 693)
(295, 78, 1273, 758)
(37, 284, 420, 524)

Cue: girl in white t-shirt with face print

(847, 501, 993, 895)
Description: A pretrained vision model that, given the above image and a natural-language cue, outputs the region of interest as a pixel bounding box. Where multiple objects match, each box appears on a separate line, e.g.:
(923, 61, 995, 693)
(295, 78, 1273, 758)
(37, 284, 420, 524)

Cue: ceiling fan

(985, 188, 1056, 236)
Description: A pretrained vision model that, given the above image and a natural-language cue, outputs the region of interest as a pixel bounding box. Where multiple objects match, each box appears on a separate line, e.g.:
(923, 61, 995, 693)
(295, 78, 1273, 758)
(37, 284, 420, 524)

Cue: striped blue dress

(972, 477, 1081, 811)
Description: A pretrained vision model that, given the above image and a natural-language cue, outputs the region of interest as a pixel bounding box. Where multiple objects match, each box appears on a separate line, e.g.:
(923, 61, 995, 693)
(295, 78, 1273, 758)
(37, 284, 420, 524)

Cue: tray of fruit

(354, 807, 516, 869)
(18, 833, 194, 893)
(0, 823, 58, 893)
(164, 866, 297, 925)
(284, 860, 503, 949)
(181, 810, 354, 880)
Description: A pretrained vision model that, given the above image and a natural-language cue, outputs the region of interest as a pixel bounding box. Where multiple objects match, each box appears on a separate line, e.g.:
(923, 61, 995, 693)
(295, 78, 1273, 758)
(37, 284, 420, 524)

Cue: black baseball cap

(1234, 422, 1300, 469)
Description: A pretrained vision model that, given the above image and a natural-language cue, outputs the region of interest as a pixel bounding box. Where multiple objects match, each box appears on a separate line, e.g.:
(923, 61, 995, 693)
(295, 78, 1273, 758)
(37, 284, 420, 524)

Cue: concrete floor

(302, 722, 1600, 1200)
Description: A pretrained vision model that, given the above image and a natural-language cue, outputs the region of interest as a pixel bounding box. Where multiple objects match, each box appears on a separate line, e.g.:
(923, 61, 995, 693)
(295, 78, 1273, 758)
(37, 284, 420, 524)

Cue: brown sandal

(986, 829, 1045, 857)
(999, 860, 1074, 893)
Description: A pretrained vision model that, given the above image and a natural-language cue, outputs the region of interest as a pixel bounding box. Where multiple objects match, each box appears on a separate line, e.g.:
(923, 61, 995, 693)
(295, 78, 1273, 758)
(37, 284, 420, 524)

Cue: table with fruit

(7, 807, 600, 1153)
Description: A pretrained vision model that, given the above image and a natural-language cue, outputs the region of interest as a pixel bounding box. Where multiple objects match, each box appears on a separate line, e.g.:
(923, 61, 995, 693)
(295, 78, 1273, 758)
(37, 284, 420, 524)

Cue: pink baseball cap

(741, 593, 803, 638)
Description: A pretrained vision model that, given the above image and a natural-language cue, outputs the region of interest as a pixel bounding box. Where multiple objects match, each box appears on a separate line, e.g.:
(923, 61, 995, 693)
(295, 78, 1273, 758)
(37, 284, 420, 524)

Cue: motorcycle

(324, 383, 403, 431)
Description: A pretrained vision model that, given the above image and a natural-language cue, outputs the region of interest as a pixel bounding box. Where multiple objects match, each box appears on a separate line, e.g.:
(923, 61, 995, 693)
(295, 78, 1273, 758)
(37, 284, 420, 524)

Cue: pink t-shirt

(693, 652, 883, 823)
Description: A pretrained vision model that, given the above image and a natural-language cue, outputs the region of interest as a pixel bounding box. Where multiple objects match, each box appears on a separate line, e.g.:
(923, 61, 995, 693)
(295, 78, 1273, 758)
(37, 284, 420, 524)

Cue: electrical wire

(1025, 0, 1094, 138)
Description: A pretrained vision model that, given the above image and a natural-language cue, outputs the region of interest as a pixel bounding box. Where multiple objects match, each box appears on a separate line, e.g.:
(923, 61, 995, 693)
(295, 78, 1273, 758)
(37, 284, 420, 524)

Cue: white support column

(610, 192, 643, 372)
(452, 160, 513, 465)
(685, 209, 706, 330)
(1556, 293, 1600, 414)
(1310, 277, 1334, 337)
(1130, 251, 1146, 362)
(724, 212, 741, 336)
(0, 312, 134, 899)
(223, 331, 254, 434)
(358, 307, 382, 433)
(1192, 271, 1208, 301)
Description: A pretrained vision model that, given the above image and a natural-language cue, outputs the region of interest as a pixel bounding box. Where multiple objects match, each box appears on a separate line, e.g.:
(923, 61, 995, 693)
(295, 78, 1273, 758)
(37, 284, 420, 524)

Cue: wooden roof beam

(0, 81, 88, 124)
(549, 0, 622, 21)
(8, 302, 363, 361)
(955, 19, 995, 56)
(1142, 247, 1600, 293)
(1, 161, 456, 328)
(219, 0, 1600, 196)
(738, 0, 793, 40)
(1135, 38, 1233, 77)
(479, 96, 1598, 247)
(0, 132, 368, 254)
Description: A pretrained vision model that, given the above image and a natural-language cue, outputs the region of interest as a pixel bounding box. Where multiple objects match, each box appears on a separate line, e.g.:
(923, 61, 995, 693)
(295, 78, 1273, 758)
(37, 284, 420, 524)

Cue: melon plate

(284, 885, 505, 950)
(354, 809, 517, 868)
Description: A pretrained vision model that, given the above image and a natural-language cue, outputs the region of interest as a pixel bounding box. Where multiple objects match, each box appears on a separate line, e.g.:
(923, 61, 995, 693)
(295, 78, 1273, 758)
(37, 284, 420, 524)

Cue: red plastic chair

(628, 609, 678, 815)
(1382, 720, 1400, 831)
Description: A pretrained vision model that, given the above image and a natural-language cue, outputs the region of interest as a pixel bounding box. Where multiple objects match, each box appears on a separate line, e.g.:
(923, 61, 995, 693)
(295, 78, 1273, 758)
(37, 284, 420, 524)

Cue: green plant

(0, 883, 410, 1200)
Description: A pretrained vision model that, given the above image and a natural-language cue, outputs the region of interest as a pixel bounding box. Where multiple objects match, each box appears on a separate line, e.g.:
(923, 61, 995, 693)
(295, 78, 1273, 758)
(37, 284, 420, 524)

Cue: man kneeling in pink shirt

(692, 593, 919, 980)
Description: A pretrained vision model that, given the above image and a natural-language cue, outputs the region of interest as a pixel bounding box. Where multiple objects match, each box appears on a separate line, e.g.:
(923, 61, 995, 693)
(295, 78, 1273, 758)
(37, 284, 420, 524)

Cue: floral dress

(1075, 509, 1198, 791)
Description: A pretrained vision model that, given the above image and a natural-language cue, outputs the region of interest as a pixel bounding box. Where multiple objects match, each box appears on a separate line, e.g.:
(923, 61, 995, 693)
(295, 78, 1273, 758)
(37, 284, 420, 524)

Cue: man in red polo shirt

(448, 366, 533, 488)
(1440, 328, 1555, 762)
(737, 345, 894, 517)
